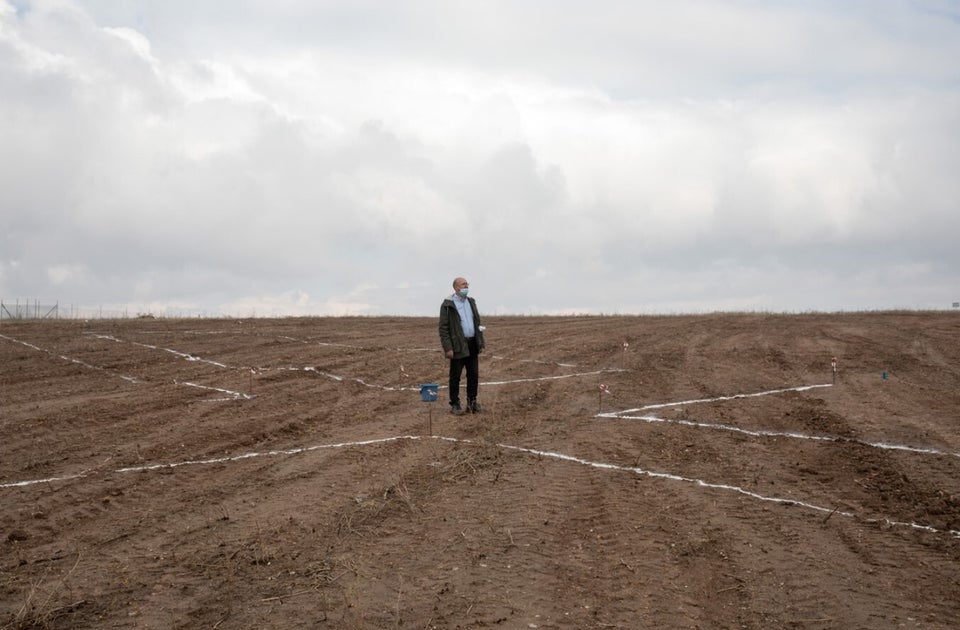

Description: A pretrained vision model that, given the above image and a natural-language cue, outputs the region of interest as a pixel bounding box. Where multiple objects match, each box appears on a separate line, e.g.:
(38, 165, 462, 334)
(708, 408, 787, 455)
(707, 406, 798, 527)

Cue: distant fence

(0, 300, 60, 320)
(1, 300, 134, 320)
(1, 299, 218, 320)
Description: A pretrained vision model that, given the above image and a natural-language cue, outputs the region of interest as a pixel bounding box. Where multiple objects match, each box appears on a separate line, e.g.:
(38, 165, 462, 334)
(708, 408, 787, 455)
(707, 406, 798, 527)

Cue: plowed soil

(2, 312, 959, 629)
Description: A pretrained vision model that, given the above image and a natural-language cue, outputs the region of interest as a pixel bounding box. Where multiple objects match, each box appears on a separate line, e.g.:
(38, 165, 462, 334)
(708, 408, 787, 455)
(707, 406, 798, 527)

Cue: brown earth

(1, 312, 959, 629)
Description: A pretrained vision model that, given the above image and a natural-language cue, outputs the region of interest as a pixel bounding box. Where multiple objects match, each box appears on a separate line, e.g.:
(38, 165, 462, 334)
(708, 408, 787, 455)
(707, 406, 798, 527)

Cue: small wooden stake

(598, 383, 609, 412)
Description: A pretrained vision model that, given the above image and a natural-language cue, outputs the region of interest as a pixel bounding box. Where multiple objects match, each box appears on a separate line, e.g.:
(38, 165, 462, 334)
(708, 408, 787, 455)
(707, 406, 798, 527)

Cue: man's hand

(446, 350, 454, 359)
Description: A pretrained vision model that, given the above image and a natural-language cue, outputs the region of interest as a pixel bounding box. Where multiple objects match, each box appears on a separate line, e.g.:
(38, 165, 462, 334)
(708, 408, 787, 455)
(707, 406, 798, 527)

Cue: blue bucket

(420, 383, 439, 402)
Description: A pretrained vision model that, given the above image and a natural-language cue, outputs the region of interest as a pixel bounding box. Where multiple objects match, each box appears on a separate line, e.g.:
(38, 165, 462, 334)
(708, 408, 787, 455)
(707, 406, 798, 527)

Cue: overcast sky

(2, 0, 959, 316)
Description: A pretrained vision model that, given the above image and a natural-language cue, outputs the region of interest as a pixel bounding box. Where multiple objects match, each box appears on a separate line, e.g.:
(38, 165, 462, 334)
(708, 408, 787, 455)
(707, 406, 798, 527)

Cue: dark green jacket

(439, 296, 485, 359)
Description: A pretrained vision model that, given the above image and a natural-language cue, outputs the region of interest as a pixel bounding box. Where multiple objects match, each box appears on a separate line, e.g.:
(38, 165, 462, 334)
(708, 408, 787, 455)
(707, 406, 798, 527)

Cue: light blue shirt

(453, 293, 475, 338)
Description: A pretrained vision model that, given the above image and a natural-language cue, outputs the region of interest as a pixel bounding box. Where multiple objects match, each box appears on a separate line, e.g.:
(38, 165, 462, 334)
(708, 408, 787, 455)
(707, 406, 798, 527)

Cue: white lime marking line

(84, 333, 611, 392)
(606, 414, 960, 459)
(1, 333, 249, 400)
(3, 434, 957, 538)
(598, 383, 960, 459)
(87, 333, 229, 368)
(607, 383, 833, 414)
(497, 442, 959, 538)
(1, 333, 140, 384)
(0, 436, 418, 488)
(7, 334, 954, 537)
(4, 331, 614, 403)
(264, 365, 621, 391)
(482, 369, 624, 386)
(489, 355, 579, 368)
(176, 380, 255, 401)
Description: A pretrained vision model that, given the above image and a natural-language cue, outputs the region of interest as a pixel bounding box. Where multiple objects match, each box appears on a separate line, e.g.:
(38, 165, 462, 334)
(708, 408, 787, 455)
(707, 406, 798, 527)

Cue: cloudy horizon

(2, 0, 959, 317)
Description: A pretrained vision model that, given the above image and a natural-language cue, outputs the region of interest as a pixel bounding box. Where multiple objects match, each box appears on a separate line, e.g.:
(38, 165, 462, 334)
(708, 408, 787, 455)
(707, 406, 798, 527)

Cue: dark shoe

(450, 402, 464, 415)
(468, 400, 482, 414)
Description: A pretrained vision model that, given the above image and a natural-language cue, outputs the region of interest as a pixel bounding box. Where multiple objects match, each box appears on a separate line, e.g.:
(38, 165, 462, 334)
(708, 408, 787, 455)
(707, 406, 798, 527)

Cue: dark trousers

(449, 338, 479, 406)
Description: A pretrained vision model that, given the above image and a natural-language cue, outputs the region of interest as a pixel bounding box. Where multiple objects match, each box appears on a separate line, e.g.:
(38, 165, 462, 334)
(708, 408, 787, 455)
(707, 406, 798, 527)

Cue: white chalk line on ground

(2, 332, 617, 406)
(139, 329, 234, 335)
(90, 330, 583, 367)
(0, 436, 417, 489)
(608, 383, 834, 414)
(176, 381, 256, 401)
(1, 333, 141, 384)
(87, 333, 229, 368)
(133, 330, 432, 351)
(604, 414, 960, 459)
(3, 434, 957, 539)
(88, 331, 586, 373)
(272, 333, 586, 367)
(9, 331, 955, 460)
(266, 365, 622, 391)
(599, 383, 960, 460)
(82, 332, 606, 392)
(2, 333, 251, 400)
(279, 333, 439, 353)
(482, 369, 624, 386)
(489, 355, 579, 368)
(277, 334, 366, 350)
(7, 333, 957, 535)
(8, 330, 956, 460)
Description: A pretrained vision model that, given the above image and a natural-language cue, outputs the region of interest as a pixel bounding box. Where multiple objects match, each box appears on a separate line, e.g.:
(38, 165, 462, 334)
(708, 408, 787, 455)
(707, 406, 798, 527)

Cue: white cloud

(46, 262, 88, 286)
(1, 0, 959, 315)
(103, 25, 152, 62)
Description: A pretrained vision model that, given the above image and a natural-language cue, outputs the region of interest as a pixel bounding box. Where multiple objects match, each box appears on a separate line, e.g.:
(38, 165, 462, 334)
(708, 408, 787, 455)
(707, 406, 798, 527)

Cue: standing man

(439, 277, 485, 415)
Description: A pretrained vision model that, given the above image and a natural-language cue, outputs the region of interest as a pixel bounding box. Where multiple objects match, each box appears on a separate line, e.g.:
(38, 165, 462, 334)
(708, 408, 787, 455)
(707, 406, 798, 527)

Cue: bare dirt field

(2, 312, 960, 629)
